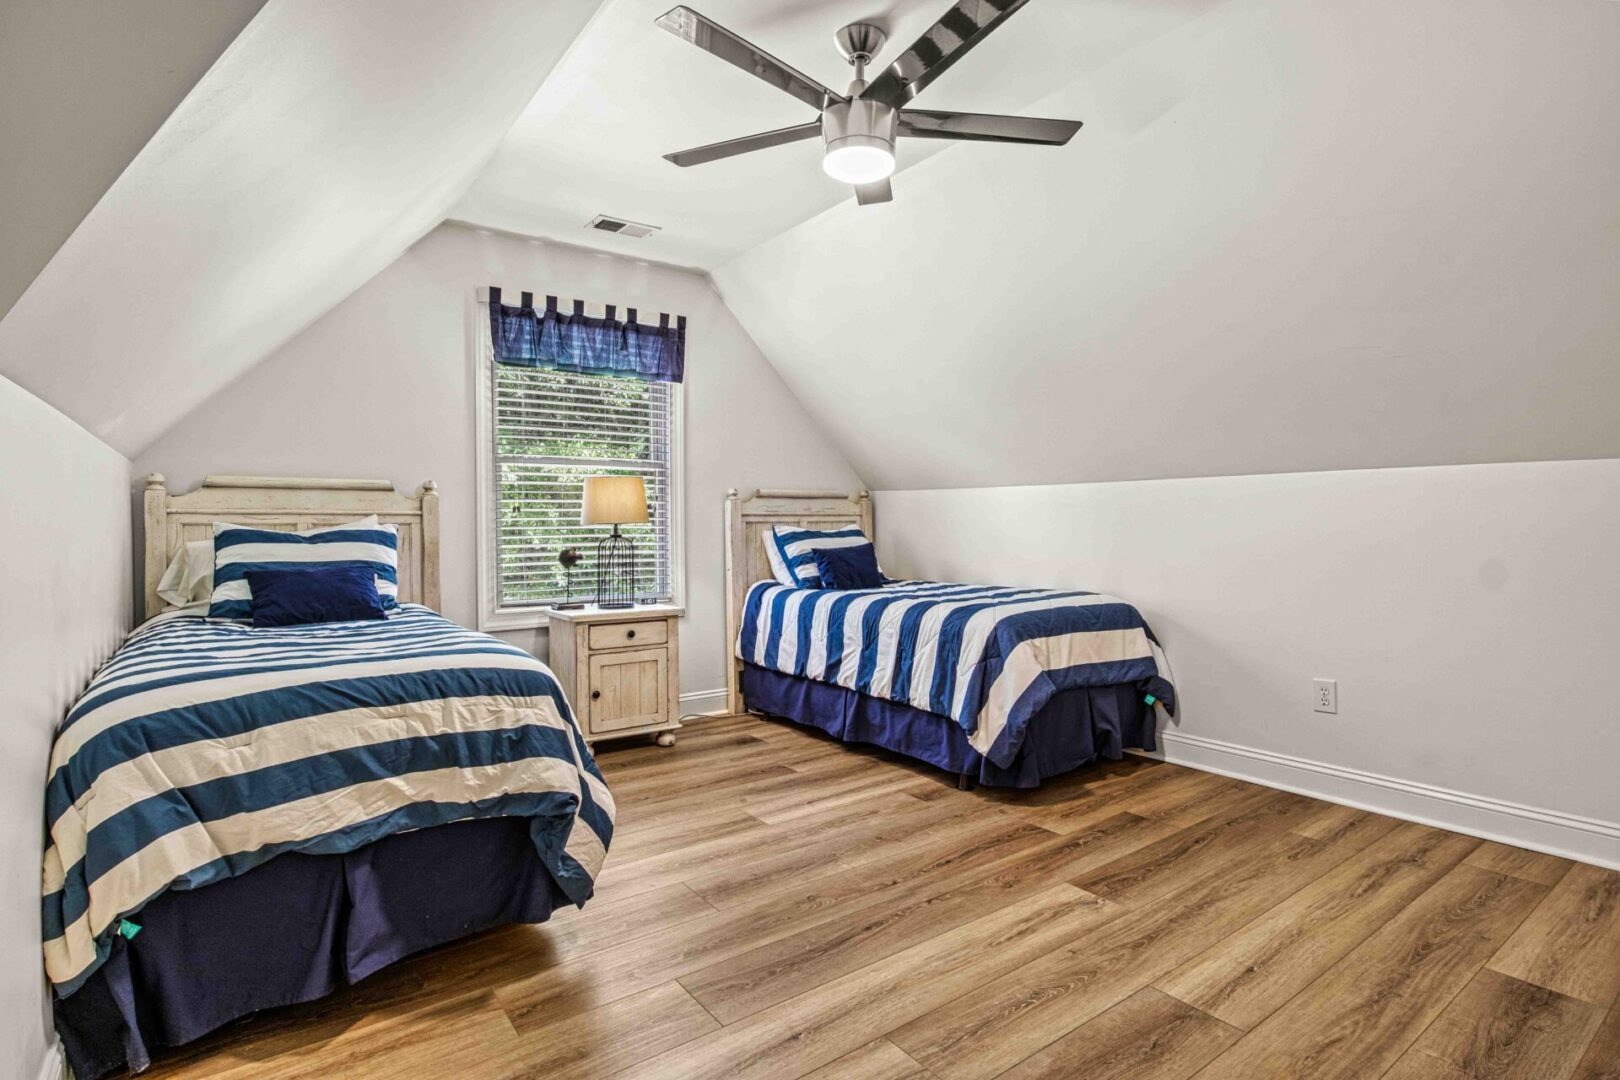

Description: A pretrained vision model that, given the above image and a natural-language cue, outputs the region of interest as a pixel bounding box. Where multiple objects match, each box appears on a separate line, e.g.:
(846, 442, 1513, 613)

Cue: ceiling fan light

(823, 136, 895, 184)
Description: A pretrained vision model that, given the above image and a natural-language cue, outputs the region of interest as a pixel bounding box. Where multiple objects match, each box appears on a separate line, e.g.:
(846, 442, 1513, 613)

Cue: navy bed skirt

(741, 663, 1156, 788)
(54, 817, 567, 1079)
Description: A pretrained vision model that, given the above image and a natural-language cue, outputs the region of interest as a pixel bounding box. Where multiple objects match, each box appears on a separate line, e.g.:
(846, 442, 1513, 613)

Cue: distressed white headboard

(142, 474, 441, 621)
(723, 488, 873, 714)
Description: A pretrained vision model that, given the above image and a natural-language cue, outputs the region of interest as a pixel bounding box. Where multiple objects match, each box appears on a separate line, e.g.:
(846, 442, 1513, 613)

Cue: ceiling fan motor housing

(822, 93, 898, 161)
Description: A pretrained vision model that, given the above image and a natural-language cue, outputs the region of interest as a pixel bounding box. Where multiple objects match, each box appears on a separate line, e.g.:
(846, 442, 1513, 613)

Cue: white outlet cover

(1313, 678, 1338, 714)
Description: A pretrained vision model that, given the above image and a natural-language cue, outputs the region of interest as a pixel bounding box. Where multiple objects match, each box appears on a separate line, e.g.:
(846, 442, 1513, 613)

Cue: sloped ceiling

(712, 0, 1620, 490)
(0, 0, 266, 323)
(0, 0, 603, 456)
(5, 0, 1615, 485)
(453, 0, 1216, 269)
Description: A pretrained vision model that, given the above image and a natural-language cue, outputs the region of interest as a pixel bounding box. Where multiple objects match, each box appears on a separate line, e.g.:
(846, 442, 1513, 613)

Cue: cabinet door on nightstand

(587, 647, 669, 735)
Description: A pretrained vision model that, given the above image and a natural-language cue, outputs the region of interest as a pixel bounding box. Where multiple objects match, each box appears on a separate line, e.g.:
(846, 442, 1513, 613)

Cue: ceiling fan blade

(854, 179, 893, 205)
(655, 6, 845, 112)
(898, 109, 1081, 145)
(861, 0, 1032, 108)
(663, 121, 822, 167)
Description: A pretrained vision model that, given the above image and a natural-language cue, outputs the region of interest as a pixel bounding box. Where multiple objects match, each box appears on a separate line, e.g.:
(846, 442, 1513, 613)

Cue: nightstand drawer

(588, 620, 668, 650)
(587, 647, 669, 735)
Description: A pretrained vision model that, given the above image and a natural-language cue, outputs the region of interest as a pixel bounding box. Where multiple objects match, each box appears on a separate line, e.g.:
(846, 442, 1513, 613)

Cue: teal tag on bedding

(1143, 694, 1157, 706)
(117, 919, 141, 940)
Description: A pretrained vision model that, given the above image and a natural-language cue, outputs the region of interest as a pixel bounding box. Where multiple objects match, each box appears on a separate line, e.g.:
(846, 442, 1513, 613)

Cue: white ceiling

(0, 0, 1231, 460)
(0, 0, 265, 322)
(714, 0, 1620, 489)
(6, 0, 1615, 491)
(452, 0, 1213, 269)
(0, 0, 604, 456)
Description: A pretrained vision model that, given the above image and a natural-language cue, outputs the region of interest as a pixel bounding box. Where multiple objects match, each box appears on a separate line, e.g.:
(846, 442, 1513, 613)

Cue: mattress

(43, 603, 613, 997)
(737, 579, 1175, 768)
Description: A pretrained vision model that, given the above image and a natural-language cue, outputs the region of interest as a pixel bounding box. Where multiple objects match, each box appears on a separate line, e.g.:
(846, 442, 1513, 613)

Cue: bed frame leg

(956, 770, 976, 792)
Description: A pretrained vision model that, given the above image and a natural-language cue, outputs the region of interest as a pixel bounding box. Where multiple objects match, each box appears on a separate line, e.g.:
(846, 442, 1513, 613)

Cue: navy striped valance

(488, 287, 685, 383)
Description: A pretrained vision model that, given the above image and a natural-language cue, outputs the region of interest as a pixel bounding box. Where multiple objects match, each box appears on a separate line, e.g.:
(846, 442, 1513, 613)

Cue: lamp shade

(581, 475, 649, 526)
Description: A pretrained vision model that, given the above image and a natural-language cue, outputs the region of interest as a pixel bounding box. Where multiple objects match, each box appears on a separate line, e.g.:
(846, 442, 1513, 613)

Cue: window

(478, 346, 682, 629)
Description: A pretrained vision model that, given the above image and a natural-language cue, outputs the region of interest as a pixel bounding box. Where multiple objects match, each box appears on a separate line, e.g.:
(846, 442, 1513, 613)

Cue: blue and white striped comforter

(43, 604, 613, 996)
(739, 580, 1175, 766)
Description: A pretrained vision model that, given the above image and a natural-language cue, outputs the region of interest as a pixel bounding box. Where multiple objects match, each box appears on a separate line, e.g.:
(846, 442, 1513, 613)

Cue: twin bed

(50, 476, 611, 1078)
(46, 479, 1172, 1077)
(724, 489, 1175, 789)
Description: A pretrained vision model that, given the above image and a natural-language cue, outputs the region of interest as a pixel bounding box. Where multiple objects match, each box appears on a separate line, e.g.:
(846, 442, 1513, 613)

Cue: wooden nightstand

(547, 605, 681, 747)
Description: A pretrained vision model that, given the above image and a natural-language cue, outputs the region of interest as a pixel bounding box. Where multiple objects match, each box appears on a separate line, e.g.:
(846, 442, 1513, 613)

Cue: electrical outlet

(1313, 678, 1338, 714)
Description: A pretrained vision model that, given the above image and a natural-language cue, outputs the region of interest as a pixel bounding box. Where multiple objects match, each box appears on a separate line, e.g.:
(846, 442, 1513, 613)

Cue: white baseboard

(37, 1039, 67, 1080)
(1150, 730, 1620, 871)
(678, 687, 729, 717)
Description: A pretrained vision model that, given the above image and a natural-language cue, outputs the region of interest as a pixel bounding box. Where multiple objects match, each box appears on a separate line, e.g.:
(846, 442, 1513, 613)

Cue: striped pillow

(764, 524, 875, 588)
(209, 517, 399, 620)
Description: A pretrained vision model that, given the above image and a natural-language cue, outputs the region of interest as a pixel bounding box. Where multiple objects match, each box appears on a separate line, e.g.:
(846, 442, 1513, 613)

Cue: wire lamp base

(595, 527, 637, 609)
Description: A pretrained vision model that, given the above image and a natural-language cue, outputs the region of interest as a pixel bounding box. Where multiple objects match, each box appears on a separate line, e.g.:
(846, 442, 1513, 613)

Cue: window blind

(492, 364, 675, 609)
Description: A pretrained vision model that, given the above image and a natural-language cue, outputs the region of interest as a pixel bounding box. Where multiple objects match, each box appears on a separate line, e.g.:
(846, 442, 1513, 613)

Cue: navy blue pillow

(246, 564, 387, 627)
(812, 543, 884, 590)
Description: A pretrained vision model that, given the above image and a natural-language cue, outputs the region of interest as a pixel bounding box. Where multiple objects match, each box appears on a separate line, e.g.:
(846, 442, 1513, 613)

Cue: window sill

(480, 603, 685, 633)
(480, 609, 553, 632)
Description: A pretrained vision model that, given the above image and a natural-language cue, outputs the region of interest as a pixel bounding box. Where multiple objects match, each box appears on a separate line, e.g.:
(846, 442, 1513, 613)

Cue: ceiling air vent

(585, 214, 659, 239)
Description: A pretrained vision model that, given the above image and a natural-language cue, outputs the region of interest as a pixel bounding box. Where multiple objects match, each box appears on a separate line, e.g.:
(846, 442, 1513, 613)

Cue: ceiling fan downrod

(833, 22, 887, 83)
(824, 23, 896, 185)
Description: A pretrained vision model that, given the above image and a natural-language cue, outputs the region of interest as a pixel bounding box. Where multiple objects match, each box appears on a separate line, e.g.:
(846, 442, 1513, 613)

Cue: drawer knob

(591, 690, 601, 700)
(627, 629, 636, 638)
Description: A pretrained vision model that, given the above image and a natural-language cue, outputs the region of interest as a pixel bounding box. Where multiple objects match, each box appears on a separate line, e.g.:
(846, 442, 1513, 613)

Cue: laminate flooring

(143, 714, 1620, 1080)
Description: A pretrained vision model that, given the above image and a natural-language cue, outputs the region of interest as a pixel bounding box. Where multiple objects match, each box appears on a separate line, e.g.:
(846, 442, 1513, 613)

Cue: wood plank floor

(145, 714, 1620, 1080)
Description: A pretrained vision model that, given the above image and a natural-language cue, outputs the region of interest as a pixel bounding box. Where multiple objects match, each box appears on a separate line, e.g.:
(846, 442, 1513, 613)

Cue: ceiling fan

(655, 1, 1082, 205)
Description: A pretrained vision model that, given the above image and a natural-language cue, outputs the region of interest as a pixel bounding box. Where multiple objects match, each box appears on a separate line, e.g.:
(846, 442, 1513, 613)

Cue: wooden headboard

(723, 488, 872, 714)
(142, 474, 441, 621)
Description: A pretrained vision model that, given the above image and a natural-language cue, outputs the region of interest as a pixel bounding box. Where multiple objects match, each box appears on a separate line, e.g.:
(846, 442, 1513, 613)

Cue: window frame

(474, 291, 685, 631)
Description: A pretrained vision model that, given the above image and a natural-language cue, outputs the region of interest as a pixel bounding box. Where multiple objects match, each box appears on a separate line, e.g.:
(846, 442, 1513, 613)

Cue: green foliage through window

(493, 365, 675, 607)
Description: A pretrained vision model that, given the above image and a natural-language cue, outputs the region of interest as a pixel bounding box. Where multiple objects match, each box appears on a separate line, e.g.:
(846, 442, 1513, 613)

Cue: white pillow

(762, 524, 875, 588)
(156, 539, 215, 606)
(156, 516, 383, 609)
(208, 515, 393, 620)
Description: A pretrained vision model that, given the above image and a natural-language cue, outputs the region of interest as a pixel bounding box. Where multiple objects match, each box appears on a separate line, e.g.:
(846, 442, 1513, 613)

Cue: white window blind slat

(492, 365, 676, 609)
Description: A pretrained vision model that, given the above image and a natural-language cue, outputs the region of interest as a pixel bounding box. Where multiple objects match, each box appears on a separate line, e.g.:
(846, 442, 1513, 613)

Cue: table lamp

(581, 475, 648, 608)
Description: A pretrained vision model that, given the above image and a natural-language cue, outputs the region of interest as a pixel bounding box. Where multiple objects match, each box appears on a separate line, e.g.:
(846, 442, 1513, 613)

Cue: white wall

(135, 222, 864, 707)
(875, 459, 1620, 867)
(0, 376, 131, 1080)
(714, 0, 1620, 490)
